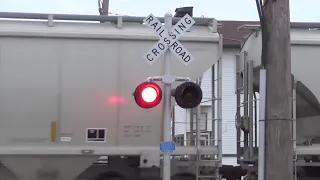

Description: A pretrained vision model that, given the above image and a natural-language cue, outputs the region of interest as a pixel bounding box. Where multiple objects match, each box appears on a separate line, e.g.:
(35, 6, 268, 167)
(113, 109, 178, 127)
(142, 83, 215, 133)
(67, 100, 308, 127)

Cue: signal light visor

(174, 82, 203, 109)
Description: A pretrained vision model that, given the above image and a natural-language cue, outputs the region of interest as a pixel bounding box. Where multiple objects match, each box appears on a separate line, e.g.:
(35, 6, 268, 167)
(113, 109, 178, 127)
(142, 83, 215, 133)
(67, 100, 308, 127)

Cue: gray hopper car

(0, 13, 223, 180)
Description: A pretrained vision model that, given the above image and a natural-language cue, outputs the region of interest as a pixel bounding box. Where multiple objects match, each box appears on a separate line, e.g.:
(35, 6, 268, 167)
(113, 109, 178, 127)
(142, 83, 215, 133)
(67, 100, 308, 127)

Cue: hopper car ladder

(194, 58, 223, 180)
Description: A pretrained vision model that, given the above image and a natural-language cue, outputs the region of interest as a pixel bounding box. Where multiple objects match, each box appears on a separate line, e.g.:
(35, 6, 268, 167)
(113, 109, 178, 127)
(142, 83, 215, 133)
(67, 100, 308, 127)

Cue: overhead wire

(98, 0, 103, 15)
(255, 0, 263, 22)
(255, 0, 267, 67)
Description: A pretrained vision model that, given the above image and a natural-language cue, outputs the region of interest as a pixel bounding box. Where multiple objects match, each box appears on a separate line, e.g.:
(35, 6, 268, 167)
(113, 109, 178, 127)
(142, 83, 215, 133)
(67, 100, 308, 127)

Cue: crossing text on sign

(143, 13, 195, 42)
(142, 13, 195, 66)
(145, 38, 192, 63)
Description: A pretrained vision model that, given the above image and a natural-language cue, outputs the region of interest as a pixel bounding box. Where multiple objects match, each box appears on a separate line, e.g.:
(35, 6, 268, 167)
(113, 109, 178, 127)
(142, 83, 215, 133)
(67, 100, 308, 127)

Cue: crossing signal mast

(132, 9, 203, 180)
(133, 7, 202, 111)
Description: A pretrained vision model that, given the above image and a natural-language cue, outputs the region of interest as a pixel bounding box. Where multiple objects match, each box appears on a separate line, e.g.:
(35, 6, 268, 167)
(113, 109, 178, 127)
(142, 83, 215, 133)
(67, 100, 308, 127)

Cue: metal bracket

(47, 14, 54, 27)
(162, 75, 176, 84)
(175, 76, 191, 82)
(146, 76, 163, 82)
(117, 16, 123, 29)
(146, 76, 191, 84)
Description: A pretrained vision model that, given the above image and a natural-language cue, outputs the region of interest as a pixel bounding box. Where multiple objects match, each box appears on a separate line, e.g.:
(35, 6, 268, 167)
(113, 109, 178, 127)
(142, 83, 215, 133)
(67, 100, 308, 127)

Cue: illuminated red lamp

(133, 82, 162, 109)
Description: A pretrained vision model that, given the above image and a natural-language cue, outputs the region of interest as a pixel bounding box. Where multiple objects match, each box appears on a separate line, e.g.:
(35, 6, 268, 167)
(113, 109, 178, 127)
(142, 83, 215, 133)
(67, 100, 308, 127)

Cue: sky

(0, 0, 319, 22)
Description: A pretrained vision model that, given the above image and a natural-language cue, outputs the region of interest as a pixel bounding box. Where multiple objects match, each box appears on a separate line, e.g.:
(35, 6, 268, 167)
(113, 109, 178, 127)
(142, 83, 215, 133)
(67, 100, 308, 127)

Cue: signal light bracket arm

(146, 76, 163, 82)
(146, 76, 191, 84)
(175, 76, 191, 82)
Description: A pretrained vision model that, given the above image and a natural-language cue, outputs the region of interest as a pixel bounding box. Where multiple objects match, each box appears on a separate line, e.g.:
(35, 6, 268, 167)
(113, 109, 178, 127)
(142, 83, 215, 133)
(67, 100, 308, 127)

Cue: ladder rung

(175, 161, 219, 167)
(212, 98, 221, 100)
(196, 160, 220, 166)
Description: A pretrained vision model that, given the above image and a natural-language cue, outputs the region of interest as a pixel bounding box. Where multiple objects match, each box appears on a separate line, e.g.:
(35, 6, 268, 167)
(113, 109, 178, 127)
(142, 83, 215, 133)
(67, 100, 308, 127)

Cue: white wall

(173, 105, 188, 136)
(173, 48, 239, 165)
(220, 50, 237, 165)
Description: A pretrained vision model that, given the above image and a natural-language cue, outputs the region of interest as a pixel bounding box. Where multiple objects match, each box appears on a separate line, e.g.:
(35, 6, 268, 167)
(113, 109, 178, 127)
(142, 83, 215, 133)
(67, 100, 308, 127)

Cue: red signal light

(133, 82, 162, 109)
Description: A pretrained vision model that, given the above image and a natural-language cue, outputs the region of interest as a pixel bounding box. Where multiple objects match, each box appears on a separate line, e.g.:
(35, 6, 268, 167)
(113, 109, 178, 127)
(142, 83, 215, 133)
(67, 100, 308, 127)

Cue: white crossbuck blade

(142, 13, 195, 66)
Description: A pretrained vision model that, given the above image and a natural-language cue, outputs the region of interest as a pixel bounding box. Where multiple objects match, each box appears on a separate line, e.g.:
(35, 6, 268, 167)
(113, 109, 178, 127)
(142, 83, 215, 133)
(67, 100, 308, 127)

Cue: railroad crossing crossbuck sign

(143, 13, 195, 66)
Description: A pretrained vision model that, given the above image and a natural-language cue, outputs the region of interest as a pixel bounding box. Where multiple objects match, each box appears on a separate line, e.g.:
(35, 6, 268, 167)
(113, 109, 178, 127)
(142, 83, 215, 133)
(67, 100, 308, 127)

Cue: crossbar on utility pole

(262, 0, 293, 180)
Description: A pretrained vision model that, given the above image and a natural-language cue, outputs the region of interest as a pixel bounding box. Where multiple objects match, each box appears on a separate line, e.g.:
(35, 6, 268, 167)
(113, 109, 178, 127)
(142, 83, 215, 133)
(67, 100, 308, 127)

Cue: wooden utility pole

(261, 0, 292, 180)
